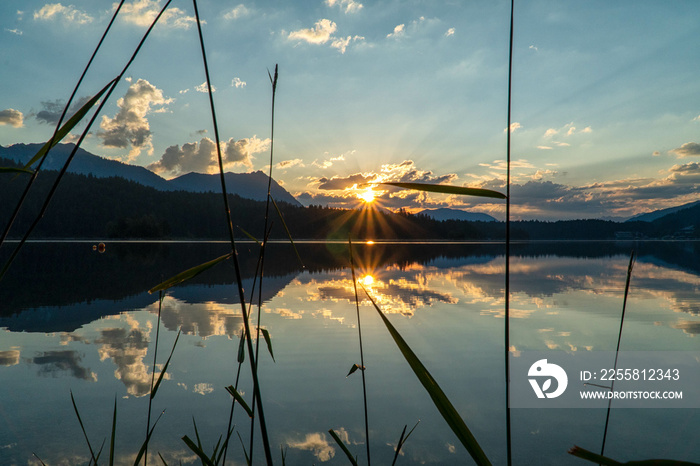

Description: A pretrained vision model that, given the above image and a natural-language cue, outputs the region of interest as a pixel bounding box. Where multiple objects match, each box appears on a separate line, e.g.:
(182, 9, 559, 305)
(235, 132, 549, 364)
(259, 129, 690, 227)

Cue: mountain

(0, 143, 301, 206)
(168, 171, 299, 206)
(627, 200, 700, 223)
(417, 208, 497, 222)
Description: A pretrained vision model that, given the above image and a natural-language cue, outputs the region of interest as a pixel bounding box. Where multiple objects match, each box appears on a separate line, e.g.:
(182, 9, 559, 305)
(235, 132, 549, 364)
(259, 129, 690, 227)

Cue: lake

(0, 240, 698, 465)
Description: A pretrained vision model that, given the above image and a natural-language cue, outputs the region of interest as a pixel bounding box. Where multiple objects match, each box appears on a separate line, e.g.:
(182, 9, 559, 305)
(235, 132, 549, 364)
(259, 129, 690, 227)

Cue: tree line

(1, 158, 697, 241)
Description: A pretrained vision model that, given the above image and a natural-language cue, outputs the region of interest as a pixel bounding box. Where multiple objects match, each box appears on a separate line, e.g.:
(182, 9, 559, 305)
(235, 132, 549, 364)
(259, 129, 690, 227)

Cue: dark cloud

(669, 142, 700, 158)
(31, 350, 96, 381)
(317, 173, 375, 190)
(148, 136, 269, 176)
(0, 350, 20, 366)
(35, 96, 92, 125)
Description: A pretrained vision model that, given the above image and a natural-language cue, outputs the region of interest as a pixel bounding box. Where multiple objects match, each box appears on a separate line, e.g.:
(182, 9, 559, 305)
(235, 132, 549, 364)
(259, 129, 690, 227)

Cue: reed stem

(191, 1, 274, 463)
(505, 1, 515, 465)
(349, 239, 371, 465)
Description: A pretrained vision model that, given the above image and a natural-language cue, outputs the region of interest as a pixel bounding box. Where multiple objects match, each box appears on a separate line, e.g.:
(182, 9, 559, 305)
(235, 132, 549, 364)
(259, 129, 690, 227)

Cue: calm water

(0, 241, 698, 465)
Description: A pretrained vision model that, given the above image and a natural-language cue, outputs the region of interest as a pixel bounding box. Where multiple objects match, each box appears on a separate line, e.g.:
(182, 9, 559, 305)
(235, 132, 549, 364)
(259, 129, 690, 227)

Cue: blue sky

(1, 0, 699, 220)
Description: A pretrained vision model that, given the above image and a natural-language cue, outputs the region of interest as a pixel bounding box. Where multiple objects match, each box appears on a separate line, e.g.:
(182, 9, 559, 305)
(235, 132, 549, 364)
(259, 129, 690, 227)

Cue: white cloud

(543, 128, 558, 138)
(98, 78, 173, 160)
(325, 0, 363, 14)
(529, 45, 539, 52)
(288, 19, 337, 44)
(193, 383, 214, 395)
(195, 82, 216, 93)
(445, 27, 455, 37)
(118, 0, 199, 29)
(34, 3, 93, 24)
(231, 77, 246, 88)
(223, 4, 249, 20)
(5, 28, 23, 35)
(0, 109, 24, 128)
(331, 35, 364, 53)
(387, 24, 405, 38)
(505, 122, 521, 133)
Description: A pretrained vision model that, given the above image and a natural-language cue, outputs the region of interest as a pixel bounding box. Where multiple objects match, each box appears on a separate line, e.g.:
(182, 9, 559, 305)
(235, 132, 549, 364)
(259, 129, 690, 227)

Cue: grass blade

(151, 329, 181, 400)
(361, 285, 492, 466)
(237, 330, 246, 364)
(22, 79, 116, 171)
(392, 420, 420, 466)
(109, 398, 117, 466)
(1, 167, 34, 175)
(70, 390, 98, 464)
(134, 410, 166, 466)
(381, 182, 506, 200)
(157, 452, 168, 465)
(271, 196, 305, 268)
(346, 363, 364, 378)
(260, 328, 275, 362)
(328, 429, 359, 466)
(237, 432, 252, 466)
(226, 385, 254, 418)
(148, 253, 232, 294)
(238, 226, 261, 246)
(182, 435, 215, 466)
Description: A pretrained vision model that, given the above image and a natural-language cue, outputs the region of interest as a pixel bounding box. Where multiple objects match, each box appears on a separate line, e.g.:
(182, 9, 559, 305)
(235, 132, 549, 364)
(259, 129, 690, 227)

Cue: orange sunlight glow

(358, 188, 376, 204)
(360, 274, 375, 287)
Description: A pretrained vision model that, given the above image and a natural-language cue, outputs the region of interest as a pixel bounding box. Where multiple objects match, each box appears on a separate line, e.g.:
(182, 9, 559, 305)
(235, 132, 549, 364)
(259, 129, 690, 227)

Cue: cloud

(325, 0, 363, 14)
(529, 45, 538, 52)
(387, 24, 405, 38)
(669, 142, 700, 158)
(195, 81, 216, 93)
(0, 350, 20, 366)
(0, 108, 23, 127)
(223, 4, 249, 20)
(543, 128, 558, 138)
(331, 35, 364, 53)
(5, 28, 23, 35)
(317, 173, 375, 190)
(118, 0, 199, 29)
(380, 160, 458, 185)
(288, 431, 340, 462)
(445, 27, 455, 37)
(34, 3, 93, 24)
(148, 136, 270, 176)
(32, 350, 97, 381)
(505, 122, 521, 133)
(231, 77, 246, 88)
(289, 19, 337, 44)
(35, 96, 92, 125)
(97, 326, 152, 396)
(98, 78, 173, 159)
(276, 158, 304, 169)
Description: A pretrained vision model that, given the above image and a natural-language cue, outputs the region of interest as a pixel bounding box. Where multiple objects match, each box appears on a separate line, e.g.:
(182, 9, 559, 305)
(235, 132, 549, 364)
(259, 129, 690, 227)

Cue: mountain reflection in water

(0, 241, 698, 465)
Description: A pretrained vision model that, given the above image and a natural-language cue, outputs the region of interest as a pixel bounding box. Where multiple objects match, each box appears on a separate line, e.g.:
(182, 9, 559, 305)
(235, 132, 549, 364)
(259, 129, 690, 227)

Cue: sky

(1, 0, 700, 221)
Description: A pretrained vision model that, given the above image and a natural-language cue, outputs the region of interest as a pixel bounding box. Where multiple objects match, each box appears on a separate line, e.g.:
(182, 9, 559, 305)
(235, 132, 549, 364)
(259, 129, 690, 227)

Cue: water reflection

(31, 350, 97, 382)
(0, 241, 699, 464)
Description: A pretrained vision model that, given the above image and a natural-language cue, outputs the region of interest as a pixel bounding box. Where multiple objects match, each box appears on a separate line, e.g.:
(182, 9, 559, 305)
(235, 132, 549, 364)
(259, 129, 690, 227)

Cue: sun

(358, 188, 376, 204)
